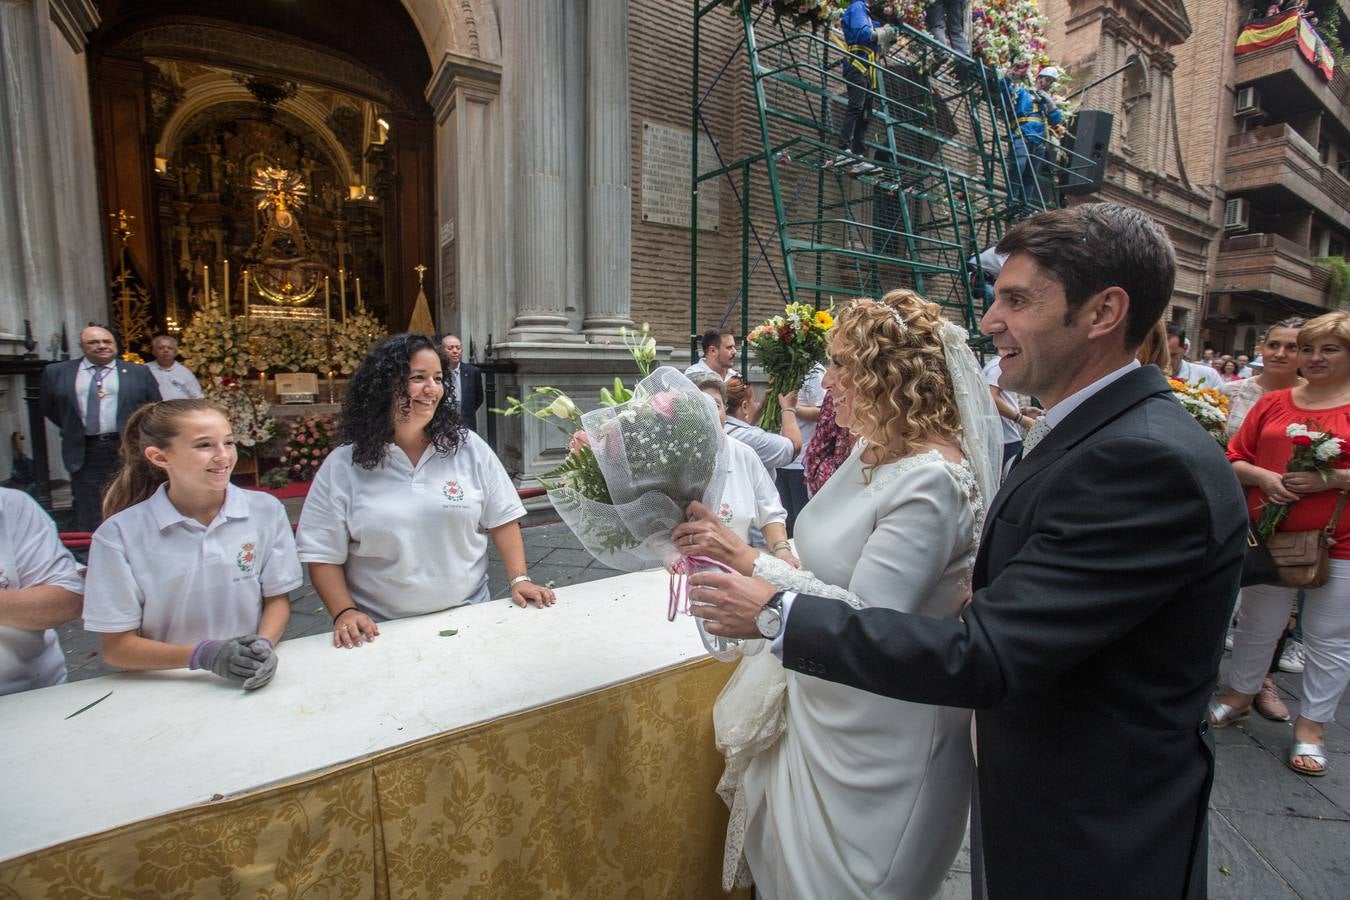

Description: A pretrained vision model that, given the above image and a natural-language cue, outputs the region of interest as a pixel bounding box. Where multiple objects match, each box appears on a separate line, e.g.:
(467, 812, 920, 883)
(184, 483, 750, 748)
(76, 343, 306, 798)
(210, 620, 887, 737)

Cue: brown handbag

(1266, 491, 1350, 589)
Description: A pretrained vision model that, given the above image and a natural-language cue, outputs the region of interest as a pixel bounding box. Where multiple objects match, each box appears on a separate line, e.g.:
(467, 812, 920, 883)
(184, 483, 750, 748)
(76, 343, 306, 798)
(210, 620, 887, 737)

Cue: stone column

(582, 0, 634, 338)
(426, 51, 506, 351)
(507, 0, 579, 340)
(0, 0, 104, 481)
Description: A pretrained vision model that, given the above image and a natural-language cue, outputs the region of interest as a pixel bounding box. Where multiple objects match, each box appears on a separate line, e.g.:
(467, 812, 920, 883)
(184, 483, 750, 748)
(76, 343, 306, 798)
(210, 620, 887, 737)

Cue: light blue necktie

(86, 366, 106, 434)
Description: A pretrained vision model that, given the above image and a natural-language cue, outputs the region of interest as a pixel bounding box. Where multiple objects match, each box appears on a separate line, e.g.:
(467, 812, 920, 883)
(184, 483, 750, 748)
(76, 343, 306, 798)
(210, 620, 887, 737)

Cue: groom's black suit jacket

(782, 365, 1246, 899)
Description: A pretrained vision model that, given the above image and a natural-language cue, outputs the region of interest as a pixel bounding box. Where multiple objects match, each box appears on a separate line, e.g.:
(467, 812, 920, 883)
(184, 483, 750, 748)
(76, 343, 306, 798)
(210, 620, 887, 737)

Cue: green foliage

(259, 467, 291, 489)
(1317, 256, 1350, 309)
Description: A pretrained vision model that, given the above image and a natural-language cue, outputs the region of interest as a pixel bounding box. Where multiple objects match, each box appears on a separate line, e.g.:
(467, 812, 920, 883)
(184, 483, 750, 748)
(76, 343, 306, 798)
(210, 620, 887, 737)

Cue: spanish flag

(1235, 11, 1335, 81)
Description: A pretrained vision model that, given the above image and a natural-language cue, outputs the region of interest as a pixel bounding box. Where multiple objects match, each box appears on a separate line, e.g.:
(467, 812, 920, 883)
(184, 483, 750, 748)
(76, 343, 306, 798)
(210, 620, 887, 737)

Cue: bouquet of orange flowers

(747, 302, 834, 431)
(1168, 378, 1229, 445)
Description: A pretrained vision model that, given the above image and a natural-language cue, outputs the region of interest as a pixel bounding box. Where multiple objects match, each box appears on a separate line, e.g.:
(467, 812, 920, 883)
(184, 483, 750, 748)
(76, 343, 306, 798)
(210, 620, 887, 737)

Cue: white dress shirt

(83, 484, 303, 645)
(149, 361, 204, 400)
(0, 488, 84, 694)
(295, 433, 526, 621)
(1175, 359, 1223, 390)
(684, 359, 741, 382)
(75, 359, 119, 434)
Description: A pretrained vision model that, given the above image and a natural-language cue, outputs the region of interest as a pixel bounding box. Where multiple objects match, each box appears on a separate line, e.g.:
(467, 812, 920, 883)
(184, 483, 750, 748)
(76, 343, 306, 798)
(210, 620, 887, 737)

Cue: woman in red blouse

(1214, 312, 1350, 777)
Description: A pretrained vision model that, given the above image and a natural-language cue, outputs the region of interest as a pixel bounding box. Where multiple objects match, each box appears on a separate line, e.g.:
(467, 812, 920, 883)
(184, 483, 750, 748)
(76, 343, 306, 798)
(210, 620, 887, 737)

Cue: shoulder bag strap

(1324, 489, 1350, 538)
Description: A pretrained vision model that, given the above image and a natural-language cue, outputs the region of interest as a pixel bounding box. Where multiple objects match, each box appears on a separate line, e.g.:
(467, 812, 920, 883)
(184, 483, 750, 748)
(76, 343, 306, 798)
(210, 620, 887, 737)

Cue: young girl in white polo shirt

(82, 400, 302, 689)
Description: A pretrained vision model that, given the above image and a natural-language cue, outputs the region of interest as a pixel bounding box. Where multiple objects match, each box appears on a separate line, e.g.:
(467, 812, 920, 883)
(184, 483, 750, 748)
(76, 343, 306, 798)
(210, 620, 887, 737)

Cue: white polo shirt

(783, 363, 826, 471)
(0, 488, 84, 695)
(717, 438, 787, 542)
(83, 484, 302, 644)
(149, 361, 204, 400)
(295, 432, 525, 621)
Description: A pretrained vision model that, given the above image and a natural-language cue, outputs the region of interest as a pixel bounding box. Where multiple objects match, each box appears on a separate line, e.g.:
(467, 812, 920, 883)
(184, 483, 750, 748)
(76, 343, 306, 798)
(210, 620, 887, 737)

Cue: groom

(689, 203, 1246, 899)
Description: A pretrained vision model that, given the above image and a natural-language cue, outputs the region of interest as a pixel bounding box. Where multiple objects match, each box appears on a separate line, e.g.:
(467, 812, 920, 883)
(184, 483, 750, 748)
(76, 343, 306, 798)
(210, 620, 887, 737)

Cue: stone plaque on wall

(641, 121, 719, 232)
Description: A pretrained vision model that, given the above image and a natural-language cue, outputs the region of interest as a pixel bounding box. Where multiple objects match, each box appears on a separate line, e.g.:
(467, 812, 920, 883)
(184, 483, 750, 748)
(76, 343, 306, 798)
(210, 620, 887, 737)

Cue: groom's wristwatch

(755, 591, 790, 640)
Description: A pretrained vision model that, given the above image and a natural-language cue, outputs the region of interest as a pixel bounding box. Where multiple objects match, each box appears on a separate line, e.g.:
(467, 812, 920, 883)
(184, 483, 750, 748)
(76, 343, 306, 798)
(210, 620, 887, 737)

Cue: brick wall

(629, 2, 793, 361)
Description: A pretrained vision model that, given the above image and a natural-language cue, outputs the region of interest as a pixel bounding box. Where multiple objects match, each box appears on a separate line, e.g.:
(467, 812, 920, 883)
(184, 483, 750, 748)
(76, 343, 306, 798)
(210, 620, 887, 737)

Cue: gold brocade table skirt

(0, 659, 749, 899)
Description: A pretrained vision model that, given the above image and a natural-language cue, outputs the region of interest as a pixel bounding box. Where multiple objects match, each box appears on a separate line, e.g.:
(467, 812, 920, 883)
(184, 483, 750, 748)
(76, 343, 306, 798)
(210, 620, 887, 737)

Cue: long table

(0, 570, 747, 898)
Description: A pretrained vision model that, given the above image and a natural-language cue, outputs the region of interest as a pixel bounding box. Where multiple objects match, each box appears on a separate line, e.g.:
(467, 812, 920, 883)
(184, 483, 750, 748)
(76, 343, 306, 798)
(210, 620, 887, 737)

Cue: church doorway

(87, 1, 438, 347)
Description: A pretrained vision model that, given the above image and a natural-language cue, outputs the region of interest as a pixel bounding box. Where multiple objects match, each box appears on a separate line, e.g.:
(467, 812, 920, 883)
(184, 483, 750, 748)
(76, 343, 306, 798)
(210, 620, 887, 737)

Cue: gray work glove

(189, 634, 270, 685)
(241, 638, 278, 691)
(875, 25, 898, 50)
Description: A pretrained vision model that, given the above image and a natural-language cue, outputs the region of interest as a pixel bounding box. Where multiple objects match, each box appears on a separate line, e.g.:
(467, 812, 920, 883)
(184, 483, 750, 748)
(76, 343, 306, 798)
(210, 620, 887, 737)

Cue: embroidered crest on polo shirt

(236, 543, 256, 574)
(718, 502, 733, 525)
(442, 480, 465, 503)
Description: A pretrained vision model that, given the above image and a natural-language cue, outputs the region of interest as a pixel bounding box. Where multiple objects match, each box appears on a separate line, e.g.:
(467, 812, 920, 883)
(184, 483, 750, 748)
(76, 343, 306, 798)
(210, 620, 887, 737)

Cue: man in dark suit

(40, 326, 161, 531)
(687, 204, 1247, 899)
(440, 333, 483, 432)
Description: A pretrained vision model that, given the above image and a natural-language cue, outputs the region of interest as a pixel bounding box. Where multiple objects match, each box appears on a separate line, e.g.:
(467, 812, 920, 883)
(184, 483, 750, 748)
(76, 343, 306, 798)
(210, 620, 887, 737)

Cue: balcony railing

(1233, 41, 1350, 132)
(1225, 123, 1350, 225)
(1213, 232, 1332, 309)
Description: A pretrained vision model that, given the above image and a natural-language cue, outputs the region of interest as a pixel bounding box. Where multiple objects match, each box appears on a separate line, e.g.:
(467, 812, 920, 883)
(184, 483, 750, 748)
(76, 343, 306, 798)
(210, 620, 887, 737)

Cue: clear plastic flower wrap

(546, 366, 728, 570)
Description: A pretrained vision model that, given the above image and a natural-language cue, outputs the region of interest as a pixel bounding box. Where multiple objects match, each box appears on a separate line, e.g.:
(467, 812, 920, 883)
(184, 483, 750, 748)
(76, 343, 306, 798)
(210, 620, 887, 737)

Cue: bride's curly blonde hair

(831, 289, 963, 463)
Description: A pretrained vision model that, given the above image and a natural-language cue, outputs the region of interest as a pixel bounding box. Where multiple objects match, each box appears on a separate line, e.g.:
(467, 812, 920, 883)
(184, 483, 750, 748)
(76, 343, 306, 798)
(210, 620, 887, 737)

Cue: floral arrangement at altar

(331, 311, 389, 375)
(203, 377, 277, 454)
(747, 302, 834, 431)
(180, 306, 251, 378)
(279, 414, 338, 481)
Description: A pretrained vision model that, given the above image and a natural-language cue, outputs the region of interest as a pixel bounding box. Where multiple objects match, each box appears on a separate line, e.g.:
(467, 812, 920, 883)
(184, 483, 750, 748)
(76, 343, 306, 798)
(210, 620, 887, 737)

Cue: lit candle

(338, 268, 347, 324)
(258, 371, 266, 395)
(326, 370, 335, 404)
(222, 259, 230, 314)
(355, 276, 363, 311)
(242, 269, 250, 317)
(202, 264, 210, 308)
(324, 275, 331, 323)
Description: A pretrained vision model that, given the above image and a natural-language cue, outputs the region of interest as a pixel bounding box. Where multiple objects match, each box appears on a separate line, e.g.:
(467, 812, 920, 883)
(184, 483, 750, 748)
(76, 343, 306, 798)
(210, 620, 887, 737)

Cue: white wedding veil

(938, 320, 1003, 517)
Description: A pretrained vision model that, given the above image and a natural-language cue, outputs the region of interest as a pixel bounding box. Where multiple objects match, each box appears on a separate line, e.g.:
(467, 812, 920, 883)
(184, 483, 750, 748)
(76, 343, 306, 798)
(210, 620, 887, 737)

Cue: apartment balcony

(1212, 232, 1332, 311)
(1234, 41, 1350, 140)
(1225, 124, 1350, 232)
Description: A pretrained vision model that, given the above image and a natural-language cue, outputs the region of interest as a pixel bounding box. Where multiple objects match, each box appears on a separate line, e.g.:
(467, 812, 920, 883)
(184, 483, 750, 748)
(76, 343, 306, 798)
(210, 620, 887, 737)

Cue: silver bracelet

(509, 574, 533, 588)
(782, 407, 797, 415)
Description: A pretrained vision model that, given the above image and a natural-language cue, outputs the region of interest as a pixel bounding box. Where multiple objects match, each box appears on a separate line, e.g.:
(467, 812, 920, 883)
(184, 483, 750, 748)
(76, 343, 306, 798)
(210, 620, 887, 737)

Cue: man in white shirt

(1166, 323, 1223, 389)
(983, 355, 1036, 464)
(148, 334, 204, 400)
(39, 326, 161, 531)
(1236, 354, 1253, 378)
(685, 328, 741, 381)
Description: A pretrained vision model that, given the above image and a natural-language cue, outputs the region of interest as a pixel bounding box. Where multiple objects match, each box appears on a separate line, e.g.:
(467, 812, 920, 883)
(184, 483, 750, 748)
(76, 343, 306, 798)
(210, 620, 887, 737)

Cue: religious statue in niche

(247, 165, 324, 306)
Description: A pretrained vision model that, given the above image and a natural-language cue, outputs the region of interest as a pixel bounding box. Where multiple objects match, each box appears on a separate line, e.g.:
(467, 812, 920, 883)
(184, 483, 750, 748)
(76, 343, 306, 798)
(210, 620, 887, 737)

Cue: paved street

(54, 502, 1349, 898)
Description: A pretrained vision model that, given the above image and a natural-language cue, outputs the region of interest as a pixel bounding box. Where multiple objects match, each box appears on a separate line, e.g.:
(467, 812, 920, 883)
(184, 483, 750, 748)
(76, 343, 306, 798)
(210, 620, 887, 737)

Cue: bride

(673, 290, 1002, 899)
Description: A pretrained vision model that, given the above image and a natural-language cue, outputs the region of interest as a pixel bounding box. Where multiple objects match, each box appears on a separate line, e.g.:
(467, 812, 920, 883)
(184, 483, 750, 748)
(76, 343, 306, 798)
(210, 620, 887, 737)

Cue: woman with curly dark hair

(297, 334, 554, 649)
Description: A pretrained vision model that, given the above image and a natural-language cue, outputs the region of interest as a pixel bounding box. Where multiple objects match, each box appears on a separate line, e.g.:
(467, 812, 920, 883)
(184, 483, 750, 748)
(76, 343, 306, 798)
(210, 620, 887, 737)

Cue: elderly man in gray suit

(40, 326, 161, 531)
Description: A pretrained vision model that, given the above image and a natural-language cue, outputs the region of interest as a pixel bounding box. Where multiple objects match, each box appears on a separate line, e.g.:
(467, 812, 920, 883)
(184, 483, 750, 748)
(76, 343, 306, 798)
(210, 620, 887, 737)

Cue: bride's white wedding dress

(715, 444, 981, 900)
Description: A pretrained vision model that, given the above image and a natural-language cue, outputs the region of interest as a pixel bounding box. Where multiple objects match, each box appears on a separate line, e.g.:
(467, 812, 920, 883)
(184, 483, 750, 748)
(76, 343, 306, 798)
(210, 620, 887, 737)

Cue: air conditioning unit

(1224, 197, 1251, 230)
(1235, 86, 1262, 117)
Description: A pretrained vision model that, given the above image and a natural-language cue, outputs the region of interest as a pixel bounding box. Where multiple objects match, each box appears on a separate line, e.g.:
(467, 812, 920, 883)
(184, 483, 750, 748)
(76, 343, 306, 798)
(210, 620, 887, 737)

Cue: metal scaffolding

(691, 3, 1082, 357)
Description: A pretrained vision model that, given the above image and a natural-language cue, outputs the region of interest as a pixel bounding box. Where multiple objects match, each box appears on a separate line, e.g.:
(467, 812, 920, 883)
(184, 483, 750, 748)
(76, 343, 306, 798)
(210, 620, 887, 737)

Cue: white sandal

(1288, 741, 1328, 777)
(1208, 700, 1250, 729)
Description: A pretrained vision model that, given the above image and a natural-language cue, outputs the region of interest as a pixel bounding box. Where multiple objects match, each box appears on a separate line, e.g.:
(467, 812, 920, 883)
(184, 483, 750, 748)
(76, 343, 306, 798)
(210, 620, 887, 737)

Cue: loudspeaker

(1059, 109, 1113, 196)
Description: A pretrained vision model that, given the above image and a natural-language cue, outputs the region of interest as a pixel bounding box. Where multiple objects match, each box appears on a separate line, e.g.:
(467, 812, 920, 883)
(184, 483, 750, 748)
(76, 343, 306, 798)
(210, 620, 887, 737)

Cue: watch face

(755, 606, 783, 640)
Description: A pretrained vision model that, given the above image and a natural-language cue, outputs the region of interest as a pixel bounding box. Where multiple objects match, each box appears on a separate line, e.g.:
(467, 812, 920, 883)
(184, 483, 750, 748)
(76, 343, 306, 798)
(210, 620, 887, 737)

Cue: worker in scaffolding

(1003, 65, 1063, 207)
(829, 0, 898, 176)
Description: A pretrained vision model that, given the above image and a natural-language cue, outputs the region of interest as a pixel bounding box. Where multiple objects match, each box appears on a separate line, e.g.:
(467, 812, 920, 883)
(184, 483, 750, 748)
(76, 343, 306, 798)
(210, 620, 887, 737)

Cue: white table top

(0, 569, 712, 862)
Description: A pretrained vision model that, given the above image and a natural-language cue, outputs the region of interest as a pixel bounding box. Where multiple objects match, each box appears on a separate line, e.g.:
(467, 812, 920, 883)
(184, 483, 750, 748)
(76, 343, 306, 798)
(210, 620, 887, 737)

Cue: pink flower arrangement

(281, 414, 338, 482)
